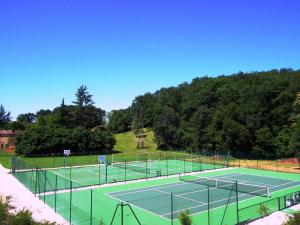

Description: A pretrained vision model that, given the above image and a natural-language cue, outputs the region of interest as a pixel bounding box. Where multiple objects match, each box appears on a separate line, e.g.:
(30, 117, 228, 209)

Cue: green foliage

(283, 212, 300, 225)
(98, 218, 105, 225)
(13, 85, 113, 156)
(178, 210, 192, 225)
(73, 85, 94, 107)
(258, 203, 270, 217)
(15, 125, 115, 155)
(0, 197, 54, 225)
(110, 69, 300, 159)
(0, 105, 11, 128)
(17, 113, 36, 124)
(107, 109, 132, 133)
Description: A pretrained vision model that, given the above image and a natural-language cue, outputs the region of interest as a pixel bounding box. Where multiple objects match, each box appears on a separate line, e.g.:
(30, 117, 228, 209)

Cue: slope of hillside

(114, 128, 157, 153)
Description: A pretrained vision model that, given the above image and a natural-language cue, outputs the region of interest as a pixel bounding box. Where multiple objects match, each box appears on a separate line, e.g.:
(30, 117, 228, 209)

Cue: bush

(15, 125, 116, 156)
(178, 210, 192, 225)
(284, 212, 300, 225)
(0, 196, 55, 225)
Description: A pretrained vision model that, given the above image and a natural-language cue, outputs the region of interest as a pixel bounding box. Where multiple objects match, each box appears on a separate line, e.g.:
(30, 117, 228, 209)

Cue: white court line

(106, 192, 171, 222)
(234, 172, 300, 183)
(109, 174, 300, 218)
(110, 171, 242, 197)
(161, 181, 300, 217)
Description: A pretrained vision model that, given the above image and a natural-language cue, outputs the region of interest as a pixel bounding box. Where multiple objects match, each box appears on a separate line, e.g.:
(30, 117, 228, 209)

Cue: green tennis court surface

(40, 167, 300, 225)
(108, 172, 300, 220)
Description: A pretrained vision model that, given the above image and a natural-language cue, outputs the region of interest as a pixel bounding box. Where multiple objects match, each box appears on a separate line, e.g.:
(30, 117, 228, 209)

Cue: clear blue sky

(0, 0, 299, 119)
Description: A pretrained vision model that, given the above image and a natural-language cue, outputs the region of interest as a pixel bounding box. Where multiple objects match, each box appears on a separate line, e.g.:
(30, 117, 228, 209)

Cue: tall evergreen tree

(0, 105, 11, 127)
(73, 85, 94, 107)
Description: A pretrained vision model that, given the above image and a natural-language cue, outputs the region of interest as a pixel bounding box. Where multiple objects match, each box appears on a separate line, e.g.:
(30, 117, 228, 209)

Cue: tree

(17, 113, 36, 124)
(252, 127, 276, 158)
(72, 85, 104, 128)
(54, 98, 74, 128)
(0, 105, 11, 127)
(107, 109, 132, 133)
(15, 125, 115, 155)
(73, 85, 94, 107)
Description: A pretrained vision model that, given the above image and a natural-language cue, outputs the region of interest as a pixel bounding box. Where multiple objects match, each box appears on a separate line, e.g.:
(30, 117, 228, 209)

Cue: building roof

(0, 130, 21, 136)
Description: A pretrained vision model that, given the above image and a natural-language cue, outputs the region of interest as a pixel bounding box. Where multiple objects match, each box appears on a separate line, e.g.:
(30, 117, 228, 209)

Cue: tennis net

(179, 174, 270, 197)
(113, 161, 150, 174)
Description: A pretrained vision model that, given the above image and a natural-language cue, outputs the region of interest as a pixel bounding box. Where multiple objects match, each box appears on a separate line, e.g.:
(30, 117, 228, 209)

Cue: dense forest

(1, 69, 300, 159)
(108, 69, 300, 159)
(0, 85, 115, 155)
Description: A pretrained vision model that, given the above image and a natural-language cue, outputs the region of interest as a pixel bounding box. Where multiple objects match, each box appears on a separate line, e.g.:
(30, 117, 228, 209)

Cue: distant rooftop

(0, 130, 23, 136)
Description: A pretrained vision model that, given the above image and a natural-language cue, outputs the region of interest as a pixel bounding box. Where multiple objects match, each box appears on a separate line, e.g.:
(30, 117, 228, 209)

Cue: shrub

(178, 210, 192, 225)
(284, 212, 300, 225)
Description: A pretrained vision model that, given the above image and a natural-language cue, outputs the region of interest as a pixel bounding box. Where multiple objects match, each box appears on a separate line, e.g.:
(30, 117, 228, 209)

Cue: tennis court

(14, 158, 227, 193)
(108, 172, 300, 220)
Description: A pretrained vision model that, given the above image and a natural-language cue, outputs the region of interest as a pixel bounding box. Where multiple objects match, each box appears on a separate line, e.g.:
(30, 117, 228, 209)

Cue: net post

(236, 181, 239, 224)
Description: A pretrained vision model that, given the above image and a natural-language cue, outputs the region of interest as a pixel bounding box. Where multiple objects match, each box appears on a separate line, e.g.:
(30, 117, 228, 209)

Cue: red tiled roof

(0, 130, 17, 135)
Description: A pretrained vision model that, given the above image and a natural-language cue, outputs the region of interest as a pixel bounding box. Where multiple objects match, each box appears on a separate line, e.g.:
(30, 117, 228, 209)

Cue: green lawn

(114, 128, 157, 152)
(0, 149, 12, 168)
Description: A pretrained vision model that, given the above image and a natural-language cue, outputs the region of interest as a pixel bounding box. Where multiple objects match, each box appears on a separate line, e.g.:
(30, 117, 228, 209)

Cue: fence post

(98, 161, 101, 186)
(43, 170, 46, 202)
(121, 202, 124, 225)
(146, 160, 148, 180)
(184, 155, 186, 174)
(55, 175, 57, 212)
(207, 185, 210, 225)
(70, 181, 72, 224)
(35, 168, 38, 196)
(236, 181, 239, 224)
(125, 161, 127, 182)
(171, 193, 174, 225)
(90, 189, 93, 225)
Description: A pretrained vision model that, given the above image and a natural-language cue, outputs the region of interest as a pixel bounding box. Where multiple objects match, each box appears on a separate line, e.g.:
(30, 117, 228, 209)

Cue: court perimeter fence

(9, 150, 300, 225)
(28, 175, 300, 225)
(11, 150, 229, 194)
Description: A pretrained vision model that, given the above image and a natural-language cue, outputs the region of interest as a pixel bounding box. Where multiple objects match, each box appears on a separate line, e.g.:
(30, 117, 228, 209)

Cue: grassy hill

(114, 128, 158, 154)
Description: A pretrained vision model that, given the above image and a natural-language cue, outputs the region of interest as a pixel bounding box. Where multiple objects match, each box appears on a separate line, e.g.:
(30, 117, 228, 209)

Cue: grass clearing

(0, 149, 12, 168)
